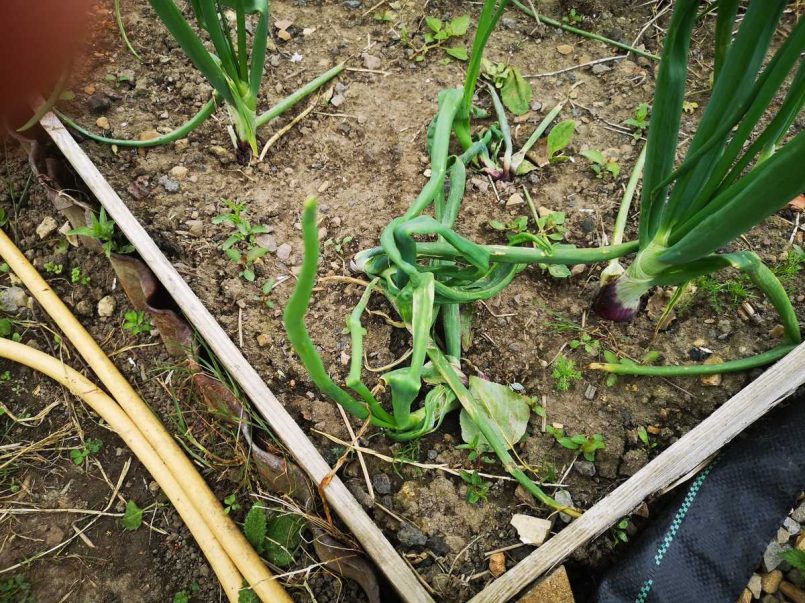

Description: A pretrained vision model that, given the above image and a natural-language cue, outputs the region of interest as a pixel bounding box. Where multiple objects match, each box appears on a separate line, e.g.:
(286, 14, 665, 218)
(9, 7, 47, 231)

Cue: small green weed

(121, 499, 143, 531)
(460, 470, 491, 504)
(781, 548, 805, 571)
(68, 207, 134, 257)
(173, 583, 200, 603)
(43, 262, 63, 275)
(773, 244, 804, 291)
(545, 425, 605, 461)
(122, 310, 154, 336)
(392, 440, 422, 478)
(70, 267, 90, 285)
(569, 332, 600, 356)
(580, 149, 620, 178)
(610, 517, 631, 546)
(637, 426, 658, 451)
(624, 103, 650, 139)
(213, 199, 270, 282)
(0, 574, 34, 603)
(257, 279, 277, 309)
(562, 8, 584, 24)
(242, 505, 304, 567)
(696, 273, 751, 313)
(551, 355, 582, 391)
(223, 493, 241, 515)
(323, 235, 354, 256)
(482, 59, 533, 115)
(407, 14, 471, 63)
(546, 120, 576, 162)
(70, 438, 102, 465)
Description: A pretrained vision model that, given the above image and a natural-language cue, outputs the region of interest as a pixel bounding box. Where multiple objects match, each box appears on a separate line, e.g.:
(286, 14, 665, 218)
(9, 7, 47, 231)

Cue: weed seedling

(212, 199, 270, 282)
(68, 207, 134, 257)
(580, 149, 620, 178)
(545, 425, 605, 461)
(120, 499, 143, 531)
(173, 583, 200, 603)
(70, 438, 102, 465)
(562, 8, 584, 24)
(610, 517, 631, 546)
(0, 575, 34, 603)
(551, 355, 582, 391)
(223, 492, 241, 515)
(323, 235, 355, 256)
(623, 102, 650, 139)
(460, 470, 491, 504)
(482, 59, 533, 115)
(546, 120, 576, 162)
(569, 332, 600, 356)
(408, 14, 471, 62)
(43, 261, 63, 274)
(781, 549, 805, 572)
(70, 267, 90, 285)
(122, 310, 155, 336)
(257, 278, 277, 309)
(637, 426, 658, 451)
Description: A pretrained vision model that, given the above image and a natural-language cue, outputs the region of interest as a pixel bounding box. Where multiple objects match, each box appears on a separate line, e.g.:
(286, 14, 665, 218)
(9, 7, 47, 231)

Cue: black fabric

(595, 388, 805, 603)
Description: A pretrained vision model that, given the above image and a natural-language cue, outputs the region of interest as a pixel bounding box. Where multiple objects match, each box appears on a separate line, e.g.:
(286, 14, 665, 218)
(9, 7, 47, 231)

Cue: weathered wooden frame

(40, 110, 805, 603)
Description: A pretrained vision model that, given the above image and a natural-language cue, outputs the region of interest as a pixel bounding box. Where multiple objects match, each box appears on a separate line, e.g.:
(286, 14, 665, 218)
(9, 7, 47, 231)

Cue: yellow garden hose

(0, 338, 244, 602)
(0, 227, 291, 603)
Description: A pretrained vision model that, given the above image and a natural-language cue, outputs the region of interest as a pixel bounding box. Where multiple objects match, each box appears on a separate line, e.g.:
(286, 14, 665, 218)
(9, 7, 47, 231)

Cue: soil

(2, 0, 803, 602)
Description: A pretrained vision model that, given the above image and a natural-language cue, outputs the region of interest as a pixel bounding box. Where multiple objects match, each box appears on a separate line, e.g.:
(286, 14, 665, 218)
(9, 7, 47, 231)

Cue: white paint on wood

(471, 342, 805, 602)
(40, 112, 433, 603)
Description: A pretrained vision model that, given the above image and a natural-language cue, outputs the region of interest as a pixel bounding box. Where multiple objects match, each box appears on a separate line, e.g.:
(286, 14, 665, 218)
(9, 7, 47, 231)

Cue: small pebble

(97, 295, 116, 317)
(276, 243, 292, 262)
(169, 165, 189, 180)
(158, 175, 180, 193)
(506, 193, 525, 207)
(0, 287, 29, 313)
(36, 216, 58, 239)
(87, 92, 111, 114)
(785, 518, 802, 535)
(748, 573, 762, 598)
(574, 460, 596, 477)
(762, 570, 783, 594)
(555, 490, 574, 523)
(791, 503, 805, 523)
(763, 541, 792, 572)
(95, 116, 110, 130)
(372, 473, 391, 495)
(489, 552, 506, 577)
(397, 524, 427, 547)
(584, 384, 597, 400)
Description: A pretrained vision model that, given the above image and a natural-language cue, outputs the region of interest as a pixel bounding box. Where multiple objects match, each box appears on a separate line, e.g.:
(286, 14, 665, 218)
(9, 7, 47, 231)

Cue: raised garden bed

(2, 0, 804, 601)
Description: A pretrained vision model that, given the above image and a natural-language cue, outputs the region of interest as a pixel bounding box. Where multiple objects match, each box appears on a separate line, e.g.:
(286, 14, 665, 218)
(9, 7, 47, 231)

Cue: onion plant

(284, 0, 804, 517)
(592, 0, 804, 374)
(57, 0, 342, 161)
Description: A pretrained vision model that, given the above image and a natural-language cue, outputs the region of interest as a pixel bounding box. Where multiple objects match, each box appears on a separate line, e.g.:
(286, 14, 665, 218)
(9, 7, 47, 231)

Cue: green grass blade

(661, 131, 805, 264)
(638, 0, 699, 246)
(235, 2, 248, 81)
(198, 0, 240, 81)
(114, 0, 143, 62)
(148, 0, 236, 106)
(17, 72, 69, 132)
(713, 0, 739, 84)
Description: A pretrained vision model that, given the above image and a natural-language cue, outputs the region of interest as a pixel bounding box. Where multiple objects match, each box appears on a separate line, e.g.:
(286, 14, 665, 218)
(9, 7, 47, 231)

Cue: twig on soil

(314, 430, 567, 487)
(346, 67, 391, 76)
(524, 55, 626, 78)
(447, 535, 483, 579)
(258, 93, 322, 162)
(0, 399, 61, 426)
(483, 542, 528, 557)
(364, 348, 413, 373)
(337, 405, 375, 502)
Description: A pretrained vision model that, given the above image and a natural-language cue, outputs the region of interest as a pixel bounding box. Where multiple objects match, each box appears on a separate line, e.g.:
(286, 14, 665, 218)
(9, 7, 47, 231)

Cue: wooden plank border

(470, 342, 805, 602)
(39, 112, 434, 603)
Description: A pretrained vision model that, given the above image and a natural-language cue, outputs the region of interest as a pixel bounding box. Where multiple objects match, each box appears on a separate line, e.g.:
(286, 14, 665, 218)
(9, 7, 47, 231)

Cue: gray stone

(87, 93, 111, 114)
(158, 175, 180, 193)
(0, 287, 29, 313)
(763, 541, 792, 572)
(397, 524, 427, 547)
(584, 384, 597, 400)
(783, 517, 801, 535)
(791, 503, 805, 523)
(574, 460, 596, 477)
(591, 63, 612, 75)
(555, 490, 574, 524)
(186, 220, 204, 237)
(255, 234, 277, 253)
(372, 473, 392, 495)
(276, 243, 292, 261)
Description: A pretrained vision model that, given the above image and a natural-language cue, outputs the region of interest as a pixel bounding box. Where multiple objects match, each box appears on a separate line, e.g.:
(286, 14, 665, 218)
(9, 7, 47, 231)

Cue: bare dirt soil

(1, 0, 802, 601)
